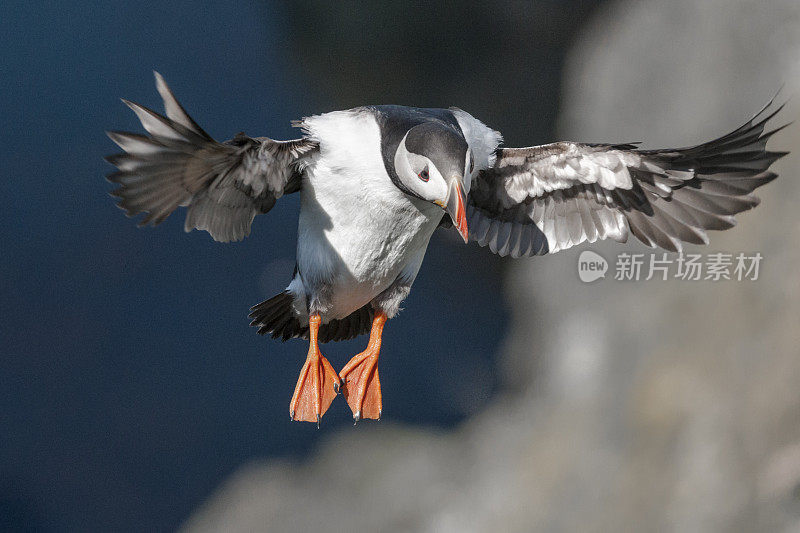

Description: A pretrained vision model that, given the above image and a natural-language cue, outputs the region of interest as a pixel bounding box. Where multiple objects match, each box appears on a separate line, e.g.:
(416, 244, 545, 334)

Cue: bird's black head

(393, 121, 472, 241)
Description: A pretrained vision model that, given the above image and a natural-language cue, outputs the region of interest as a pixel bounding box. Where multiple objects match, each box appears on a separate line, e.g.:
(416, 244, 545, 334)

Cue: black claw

(316, 414, 320, 429)
(353, 411, 360, 426)
(289, 411, 295, 421)
(333, 381, 340, 394)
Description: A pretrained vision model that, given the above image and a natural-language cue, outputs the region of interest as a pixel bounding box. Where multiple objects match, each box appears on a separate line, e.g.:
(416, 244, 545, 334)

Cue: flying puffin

(106, 73, 787, 424)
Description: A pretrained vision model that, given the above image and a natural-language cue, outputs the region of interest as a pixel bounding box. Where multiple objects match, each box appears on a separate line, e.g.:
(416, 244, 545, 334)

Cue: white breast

(294, 109, 442, 319)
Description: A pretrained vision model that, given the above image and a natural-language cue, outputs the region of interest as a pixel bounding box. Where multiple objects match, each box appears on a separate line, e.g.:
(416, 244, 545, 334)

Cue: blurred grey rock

(183, 1, 800, 531)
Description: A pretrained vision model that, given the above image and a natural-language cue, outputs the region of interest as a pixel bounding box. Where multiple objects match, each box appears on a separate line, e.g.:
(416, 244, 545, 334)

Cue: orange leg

(289, 314, 341, 426)
(339, 311, 387, 422)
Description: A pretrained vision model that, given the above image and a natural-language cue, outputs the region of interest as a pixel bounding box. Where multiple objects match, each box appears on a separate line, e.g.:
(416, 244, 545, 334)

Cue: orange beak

(445, 180, 469, 243)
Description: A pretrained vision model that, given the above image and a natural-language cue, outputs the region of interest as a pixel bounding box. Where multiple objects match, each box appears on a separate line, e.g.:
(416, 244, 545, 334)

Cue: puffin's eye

(418, 168, 429, 182)
(469, 154, 474, 173)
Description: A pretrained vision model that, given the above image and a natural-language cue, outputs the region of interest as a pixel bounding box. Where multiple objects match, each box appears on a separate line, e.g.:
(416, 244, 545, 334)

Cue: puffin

(106, 73, 787, 424)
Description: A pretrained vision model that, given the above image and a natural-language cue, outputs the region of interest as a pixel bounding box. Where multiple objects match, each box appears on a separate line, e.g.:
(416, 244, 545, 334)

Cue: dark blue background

(1, 2, 513, 530)
(2, 0, 608, 529)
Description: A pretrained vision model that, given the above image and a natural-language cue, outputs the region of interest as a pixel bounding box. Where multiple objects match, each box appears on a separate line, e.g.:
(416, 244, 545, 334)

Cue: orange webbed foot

(339, 311, 387, 423)
(340, 349, 382, 422)
(289, 314, 340, 426)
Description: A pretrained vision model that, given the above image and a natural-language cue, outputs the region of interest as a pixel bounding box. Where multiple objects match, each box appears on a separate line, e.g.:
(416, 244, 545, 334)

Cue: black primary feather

(468, 97, 788, 257)
(105, 72, 317, 243)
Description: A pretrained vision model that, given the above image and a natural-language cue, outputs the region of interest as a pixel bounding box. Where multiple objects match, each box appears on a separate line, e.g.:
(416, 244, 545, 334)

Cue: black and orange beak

(445, 180, 468, 243)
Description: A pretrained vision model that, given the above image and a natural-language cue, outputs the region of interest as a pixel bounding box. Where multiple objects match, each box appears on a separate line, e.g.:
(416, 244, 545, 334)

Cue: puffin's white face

(394, 131, 449, 204)
(393, 124, 471, 242)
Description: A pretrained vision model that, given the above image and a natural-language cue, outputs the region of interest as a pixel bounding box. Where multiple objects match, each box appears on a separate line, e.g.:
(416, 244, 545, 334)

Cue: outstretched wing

(468, 100, 788, 257)
(105, 72, 318, 242)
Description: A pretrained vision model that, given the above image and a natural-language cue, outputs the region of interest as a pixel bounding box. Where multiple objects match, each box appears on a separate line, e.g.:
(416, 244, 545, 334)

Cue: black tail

(248, 291, 374, 343)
